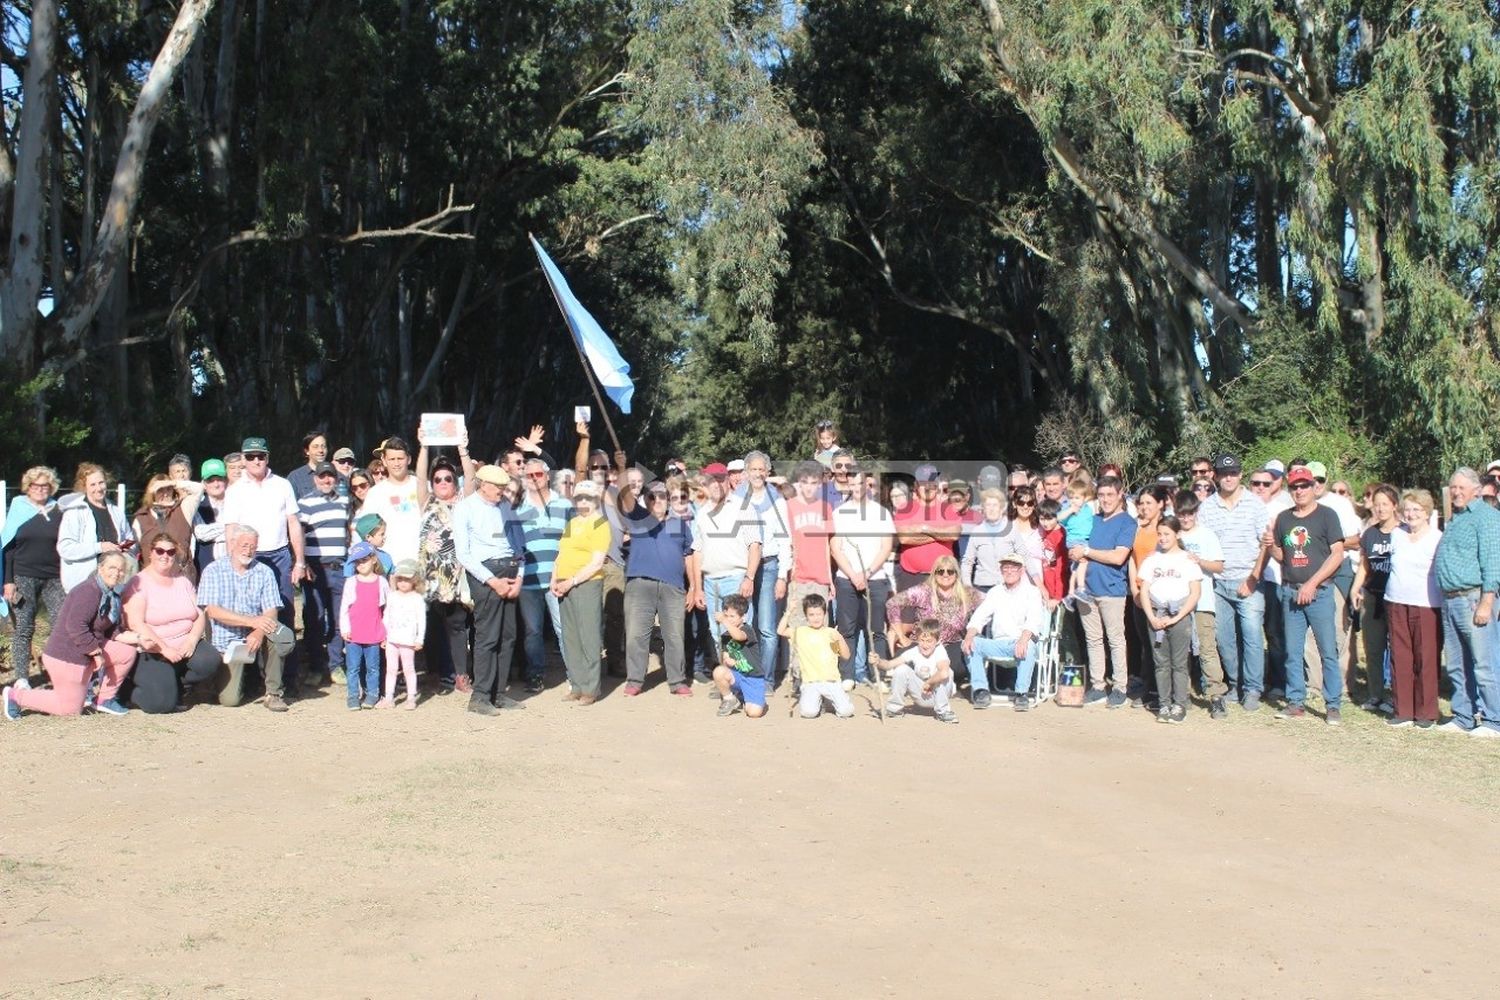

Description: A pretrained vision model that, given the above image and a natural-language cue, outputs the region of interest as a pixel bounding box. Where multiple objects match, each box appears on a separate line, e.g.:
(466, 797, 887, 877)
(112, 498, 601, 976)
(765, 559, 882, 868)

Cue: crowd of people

(3, 419, 1499, 739)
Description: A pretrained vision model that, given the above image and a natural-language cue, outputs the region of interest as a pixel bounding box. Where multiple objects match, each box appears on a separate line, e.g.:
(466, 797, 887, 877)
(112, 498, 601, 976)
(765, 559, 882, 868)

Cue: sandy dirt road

(2, 674, 1497, 999)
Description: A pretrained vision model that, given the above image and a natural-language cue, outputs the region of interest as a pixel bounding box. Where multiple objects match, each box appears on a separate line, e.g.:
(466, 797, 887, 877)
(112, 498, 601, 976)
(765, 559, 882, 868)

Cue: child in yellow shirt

(779, 593, 853, 719)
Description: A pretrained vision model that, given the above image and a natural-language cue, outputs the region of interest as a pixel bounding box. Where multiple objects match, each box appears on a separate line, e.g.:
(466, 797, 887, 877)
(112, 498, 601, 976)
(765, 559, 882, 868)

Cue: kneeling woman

(121, 529, 222, 713)
(4, 550, 141, 718)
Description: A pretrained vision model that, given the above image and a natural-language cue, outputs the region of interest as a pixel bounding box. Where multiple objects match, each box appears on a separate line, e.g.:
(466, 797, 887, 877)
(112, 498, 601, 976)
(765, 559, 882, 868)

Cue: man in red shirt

(893, 463, 961, 589)
(784, 461, 836, 686)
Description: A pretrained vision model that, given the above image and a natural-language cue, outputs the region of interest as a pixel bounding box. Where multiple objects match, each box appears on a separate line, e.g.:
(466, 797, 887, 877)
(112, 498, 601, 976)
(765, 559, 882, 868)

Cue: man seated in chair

(961, 553, 1047, 711)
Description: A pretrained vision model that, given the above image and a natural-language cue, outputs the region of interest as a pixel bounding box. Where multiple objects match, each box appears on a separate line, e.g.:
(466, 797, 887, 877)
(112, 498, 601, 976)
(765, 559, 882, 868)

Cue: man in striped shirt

(1198, 453, 1271, 711)
(298, 462, 351, 683)
(517, 458, 572, 693)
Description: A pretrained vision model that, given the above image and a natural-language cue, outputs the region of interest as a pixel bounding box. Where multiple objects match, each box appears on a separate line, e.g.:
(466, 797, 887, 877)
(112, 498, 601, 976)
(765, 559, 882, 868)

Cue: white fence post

(117, 483, 127, 513)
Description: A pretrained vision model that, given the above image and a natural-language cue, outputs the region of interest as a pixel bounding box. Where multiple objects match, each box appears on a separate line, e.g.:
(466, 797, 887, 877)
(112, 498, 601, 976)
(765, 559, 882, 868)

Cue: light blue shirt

(452, 491, 525, 584)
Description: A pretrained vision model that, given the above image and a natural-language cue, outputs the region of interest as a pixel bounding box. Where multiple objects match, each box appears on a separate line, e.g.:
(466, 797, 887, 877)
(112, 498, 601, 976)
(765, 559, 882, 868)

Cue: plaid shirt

(197, 558, 282, 651)
(1435, 500, 1500, 595)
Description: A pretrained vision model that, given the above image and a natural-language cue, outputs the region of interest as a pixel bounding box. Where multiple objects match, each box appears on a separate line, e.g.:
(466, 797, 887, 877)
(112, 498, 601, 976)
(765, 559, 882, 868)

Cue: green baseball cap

(200, 458, 227, 480)
(240, 436, 269, 454)
(354, 513, 385, 539)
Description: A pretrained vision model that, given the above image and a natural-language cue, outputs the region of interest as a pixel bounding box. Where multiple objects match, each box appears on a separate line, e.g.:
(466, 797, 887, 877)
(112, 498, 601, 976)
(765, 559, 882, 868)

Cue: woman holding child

(885, 554, 982, 682)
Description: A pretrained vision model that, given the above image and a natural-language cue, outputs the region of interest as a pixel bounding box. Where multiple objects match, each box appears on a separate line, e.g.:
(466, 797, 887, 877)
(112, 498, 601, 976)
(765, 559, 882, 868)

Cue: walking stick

(855, 550, 884, 722)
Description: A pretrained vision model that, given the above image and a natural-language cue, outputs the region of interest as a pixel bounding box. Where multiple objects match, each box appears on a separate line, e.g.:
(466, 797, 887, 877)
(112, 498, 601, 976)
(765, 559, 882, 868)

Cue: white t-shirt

(1318, 492, 1363, 570)
(894, 643, 948, 681)
(1384, 526, 1442, 608)
(1177, 524, 1223, 614)
(832, 498, 895, 581)
(222, 473, 298, 552)
(359, 475, 422, 564)
(695, 501, 762, 577)
(1262, 491, 1294, 584)
(1137, 548, 1203, 608)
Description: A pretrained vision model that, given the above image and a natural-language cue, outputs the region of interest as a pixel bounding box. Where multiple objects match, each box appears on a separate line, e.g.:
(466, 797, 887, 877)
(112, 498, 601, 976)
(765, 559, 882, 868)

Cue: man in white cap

(726, 459, 746, 494)
(961, 553, 1047, 710)
(453, 465, 526, 715)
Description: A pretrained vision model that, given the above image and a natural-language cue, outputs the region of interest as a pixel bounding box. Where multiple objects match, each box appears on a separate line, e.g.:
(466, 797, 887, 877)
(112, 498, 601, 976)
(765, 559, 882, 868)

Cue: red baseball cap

(1286, 468, 1316, 486)
(700, 462, 729, 476)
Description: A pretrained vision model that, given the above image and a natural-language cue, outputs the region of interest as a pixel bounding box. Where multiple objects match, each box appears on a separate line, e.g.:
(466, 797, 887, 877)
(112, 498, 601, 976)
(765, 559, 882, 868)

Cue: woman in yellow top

(551, 481, 611, 703)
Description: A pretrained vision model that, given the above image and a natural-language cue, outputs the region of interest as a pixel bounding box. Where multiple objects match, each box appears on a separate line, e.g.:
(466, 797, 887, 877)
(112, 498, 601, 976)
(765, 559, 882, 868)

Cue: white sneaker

(840, 679, 855, 692)
(1469, 725, 1500, 739)
(1435, 720, 1471, 735)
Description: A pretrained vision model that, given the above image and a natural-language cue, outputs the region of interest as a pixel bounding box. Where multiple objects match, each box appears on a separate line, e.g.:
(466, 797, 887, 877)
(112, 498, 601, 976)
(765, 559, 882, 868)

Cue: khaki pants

(1195, 610, 1227, 698)
(785, 581, 832, 683)
(1079, 595, 1128, 693)
(215, 643, 286, 706)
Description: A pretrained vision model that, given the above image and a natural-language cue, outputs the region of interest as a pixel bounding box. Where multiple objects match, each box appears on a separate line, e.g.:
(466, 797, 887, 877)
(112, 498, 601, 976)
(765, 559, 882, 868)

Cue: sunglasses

(244, 454, 268, 462)
(27, 481, 52, 490)
(1290, 482, 1316, 490)
(152, 547, 177, 557)
(352, 481, 370, 490)
(833, 464, 853, 472)
(526, 472, 547, 480)
(370, 470, 386, 478)
(816, 420, 835, 430)
(590, 464, 609, 471)
(1012, 500, 1035, 508)
(432, 475, 455, 484)
(670, 493, 690, 501)
(1193, 483, 1214, 493)
(1249, 479, 1272, 487)
(933, 568, 958, 577)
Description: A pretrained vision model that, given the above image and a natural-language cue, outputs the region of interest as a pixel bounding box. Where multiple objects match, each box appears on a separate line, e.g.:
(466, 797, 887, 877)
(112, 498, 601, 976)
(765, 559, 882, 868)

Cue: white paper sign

(420, 412, 466, 446)
(574, 405, 591, 424)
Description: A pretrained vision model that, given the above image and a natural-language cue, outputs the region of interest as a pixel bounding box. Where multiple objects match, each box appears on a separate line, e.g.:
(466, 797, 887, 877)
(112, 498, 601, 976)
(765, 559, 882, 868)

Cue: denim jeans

(702, 572, 750, 662)
(345, 642, 382, 707)
(302, 564, 346, 671)
(685, 604, 714, 676)
(750, 558, 783, 682)
(255, 546, 299, 689)
(1441, 592, 1500, 731)
(1280, 583, 1341, 710)
(966, 635, 1038, 695)
(834, 576, 890, 683)
(1213, 577, 1265, 697)
(518, 586, 563, 684)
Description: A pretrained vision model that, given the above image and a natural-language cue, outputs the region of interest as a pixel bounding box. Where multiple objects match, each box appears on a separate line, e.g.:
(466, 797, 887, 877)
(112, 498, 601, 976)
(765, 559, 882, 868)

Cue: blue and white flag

(530, 235, 634, 414)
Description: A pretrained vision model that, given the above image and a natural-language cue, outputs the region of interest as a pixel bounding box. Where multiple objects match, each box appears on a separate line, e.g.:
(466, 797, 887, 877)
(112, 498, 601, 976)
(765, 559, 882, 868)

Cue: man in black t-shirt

(1266, 468, 1347, 722)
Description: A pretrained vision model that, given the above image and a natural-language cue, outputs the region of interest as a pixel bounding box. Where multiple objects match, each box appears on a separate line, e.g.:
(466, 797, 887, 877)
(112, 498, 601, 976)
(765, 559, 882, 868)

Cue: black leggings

(129, 639, 223, 713)
(432, 599, 473, 680)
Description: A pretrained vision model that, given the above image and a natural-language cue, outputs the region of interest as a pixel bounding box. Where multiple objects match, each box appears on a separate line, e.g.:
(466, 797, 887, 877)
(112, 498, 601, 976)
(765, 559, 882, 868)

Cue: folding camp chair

(984, 603, 1062, 705)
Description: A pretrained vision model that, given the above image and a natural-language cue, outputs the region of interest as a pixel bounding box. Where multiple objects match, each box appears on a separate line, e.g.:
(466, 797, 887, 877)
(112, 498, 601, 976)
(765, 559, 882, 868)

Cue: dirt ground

(3, 662, 1499, 999)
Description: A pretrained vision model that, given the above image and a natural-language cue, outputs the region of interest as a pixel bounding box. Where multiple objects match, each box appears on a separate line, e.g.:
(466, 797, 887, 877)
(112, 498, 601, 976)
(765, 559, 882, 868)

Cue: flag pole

(531, 234, 625, 459)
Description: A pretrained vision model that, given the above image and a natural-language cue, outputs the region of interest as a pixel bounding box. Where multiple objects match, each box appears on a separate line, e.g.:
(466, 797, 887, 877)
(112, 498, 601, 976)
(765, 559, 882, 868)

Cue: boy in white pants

(779, 593, 854, 718)
(877, 618, 958, 723)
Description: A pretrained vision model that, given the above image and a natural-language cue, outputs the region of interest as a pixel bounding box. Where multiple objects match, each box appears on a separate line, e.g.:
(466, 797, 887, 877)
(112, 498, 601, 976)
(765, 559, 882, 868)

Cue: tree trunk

(1, 0, 59, 376)
(46, 0, 219, 354)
